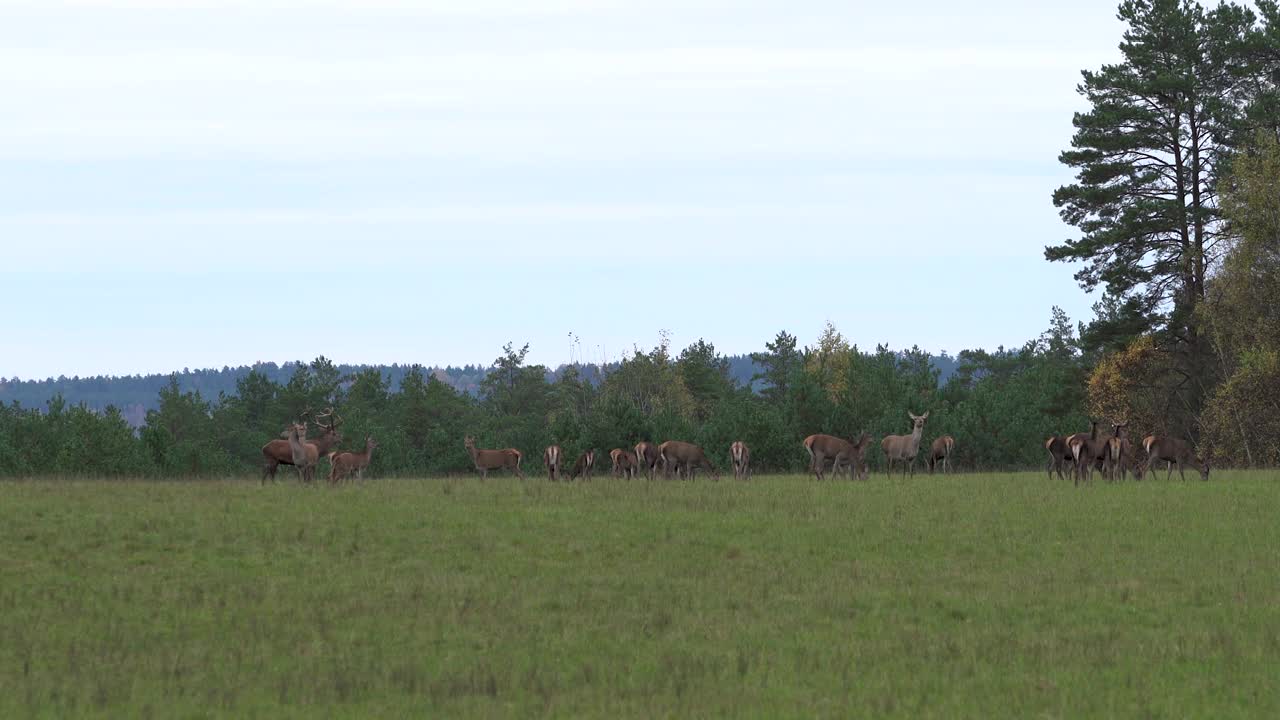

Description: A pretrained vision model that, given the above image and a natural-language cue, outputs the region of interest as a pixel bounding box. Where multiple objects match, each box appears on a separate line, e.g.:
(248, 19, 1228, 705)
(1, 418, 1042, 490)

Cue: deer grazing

(569, 449, 595, 481)
(1143, 435, 1210, 481)
(881, 411, 929, 478)
(803, 433, 872, 481)
(261, 407, 342, 483)
(1045, 435, 1074, 481)
(1069, 420, 1114, 485)
(464, 436, 525, 480)
(927, 435, 955, 475)
(730, 441, 751, 480)
(543, 445, 563, 482)
(329, 436, 378, 484)
(286, 422, 320, 483)
(659, 440, 720, 480)
(635, 442, 662, 480)
(610, 448, 637, 479)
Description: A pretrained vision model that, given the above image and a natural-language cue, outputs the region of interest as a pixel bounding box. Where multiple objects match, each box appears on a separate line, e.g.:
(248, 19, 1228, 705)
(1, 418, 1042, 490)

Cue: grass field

(2, 471, 1278, 718)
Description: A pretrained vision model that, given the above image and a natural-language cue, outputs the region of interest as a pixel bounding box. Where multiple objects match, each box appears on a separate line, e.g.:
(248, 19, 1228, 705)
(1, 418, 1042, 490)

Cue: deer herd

(260, 407, 1212, 486)
(260, 408, 379, 485)
(1045, 421, 1210, 485)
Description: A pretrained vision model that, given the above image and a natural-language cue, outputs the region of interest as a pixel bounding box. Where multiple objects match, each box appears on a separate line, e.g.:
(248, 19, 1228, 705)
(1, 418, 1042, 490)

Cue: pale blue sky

(0, 0, 1123, 379)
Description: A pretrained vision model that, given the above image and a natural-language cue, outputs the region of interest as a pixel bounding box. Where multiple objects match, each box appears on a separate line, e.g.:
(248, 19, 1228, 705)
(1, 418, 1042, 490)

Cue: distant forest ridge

(0, 353, 962, 428)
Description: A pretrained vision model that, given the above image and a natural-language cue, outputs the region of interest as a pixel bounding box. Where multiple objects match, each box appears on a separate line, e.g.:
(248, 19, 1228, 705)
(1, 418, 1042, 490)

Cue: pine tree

(1048, 0, 1261, 347)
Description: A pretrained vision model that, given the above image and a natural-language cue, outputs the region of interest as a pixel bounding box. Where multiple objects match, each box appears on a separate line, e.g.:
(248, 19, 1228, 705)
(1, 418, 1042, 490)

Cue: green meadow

(2, 472, 1278, 718)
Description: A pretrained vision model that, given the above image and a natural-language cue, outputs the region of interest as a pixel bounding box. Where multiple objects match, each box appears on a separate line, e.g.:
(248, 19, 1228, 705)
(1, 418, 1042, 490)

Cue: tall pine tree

(1048, 0, 1267, 420)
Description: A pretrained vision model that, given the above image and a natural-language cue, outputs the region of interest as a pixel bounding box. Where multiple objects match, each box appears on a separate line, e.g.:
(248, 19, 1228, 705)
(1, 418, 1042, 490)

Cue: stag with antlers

(261, 407, 342, 483)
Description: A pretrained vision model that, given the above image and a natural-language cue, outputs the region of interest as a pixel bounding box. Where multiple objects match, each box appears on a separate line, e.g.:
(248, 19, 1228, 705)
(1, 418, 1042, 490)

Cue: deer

(730, 441, 751, 480)
(464, 436, 525, 480)
(1107, 423, 1138, 481)
(1142, 435, 1210, 481)
(610, 448, 637, 479)
(635, 442, 662, 480)
(1069, 420, 1114, 485)
(261, 407, 342, 483)
(569, 449, 595, 481)
(803, 433, 871, 481)
(659, 440, 719, 480)
(543, 445, 563, 482)
(1045, 435, 1074, 481)
(1061, 427, 1096, 483)
(286, 422, 320, 484)
(927, 435, 955, 475)
(881, 411, 929, 479)
(329, 436, 378, 484)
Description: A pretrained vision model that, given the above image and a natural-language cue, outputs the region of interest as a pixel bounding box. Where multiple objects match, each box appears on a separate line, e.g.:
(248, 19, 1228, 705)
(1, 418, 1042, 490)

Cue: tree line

(0, 318, 1088, 478)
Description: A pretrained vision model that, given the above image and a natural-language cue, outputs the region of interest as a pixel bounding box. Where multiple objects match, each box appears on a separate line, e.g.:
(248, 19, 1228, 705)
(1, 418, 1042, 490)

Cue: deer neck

(909, 424, 924, 451)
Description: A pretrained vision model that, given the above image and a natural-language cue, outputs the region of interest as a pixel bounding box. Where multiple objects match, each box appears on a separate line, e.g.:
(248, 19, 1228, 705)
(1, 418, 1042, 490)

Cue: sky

(0, 0, 1126, 380)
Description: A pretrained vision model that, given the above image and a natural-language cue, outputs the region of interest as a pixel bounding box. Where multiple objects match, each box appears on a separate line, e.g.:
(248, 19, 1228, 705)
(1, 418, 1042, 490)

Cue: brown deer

(1107, 423, 1138, 481)
(286, 422, 320, 483)
(1070, 420, 1114, 485)
(635, 442, 662, 480)
(1045, 435, 1074, 480)
(1143, 435, 1210, 481)
(881, 411, 929, 478)
(569, 449, 595, 481)
(261, 407, 342, 483)
(927, 435, 955, 475)
(610, 448, 637, 479)
(803, 433, 871, 481)
(1062, 427, 1095, 483)
(329, 436, 378, 484)
(464, 436, 525, 480)
(543, 445, 563, 482)
(730, 441, 751, 480)
(659, 440, 720, 480)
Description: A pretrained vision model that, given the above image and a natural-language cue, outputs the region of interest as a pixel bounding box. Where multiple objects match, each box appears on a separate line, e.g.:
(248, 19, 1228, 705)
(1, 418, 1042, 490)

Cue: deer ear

(922, 412, 929, 419)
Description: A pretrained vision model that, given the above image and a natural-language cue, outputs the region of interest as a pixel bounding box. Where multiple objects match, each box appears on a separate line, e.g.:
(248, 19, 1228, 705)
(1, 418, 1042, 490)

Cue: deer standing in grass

(464, 436, 525, 480)
(659, 440, 719, 480)
(329, 436, 378, 484)
(1070, 421, 1113, 485)
(569, 449, 595, 481)
(261, 408, 342, 483)
(610, 448, 637, 479)
(1143, 435, 1210, 481)
(1107, 424, 1138, 481)
(881, 412, 929, 478)
(803, 433, 872, 481)
(543, 445, 563, 482)
(286, 423, 320, 484)
(1045, 435, 1074, 481)
(635, 442, 662, 480)
(927, 435, 955, 475)
(730, 441, 751, 480)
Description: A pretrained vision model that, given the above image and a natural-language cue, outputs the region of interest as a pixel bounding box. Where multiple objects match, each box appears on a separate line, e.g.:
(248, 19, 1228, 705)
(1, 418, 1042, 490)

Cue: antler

(314, 406, 342, 431)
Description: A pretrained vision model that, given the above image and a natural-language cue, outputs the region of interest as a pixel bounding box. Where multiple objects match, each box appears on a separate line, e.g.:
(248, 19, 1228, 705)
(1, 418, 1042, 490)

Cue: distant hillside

(0, 353, 960, 428)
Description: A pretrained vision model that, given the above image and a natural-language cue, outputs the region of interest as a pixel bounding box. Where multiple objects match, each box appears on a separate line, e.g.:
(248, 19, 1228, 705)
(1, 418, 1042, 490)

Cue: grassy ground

(1, 471, 1278, 718)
